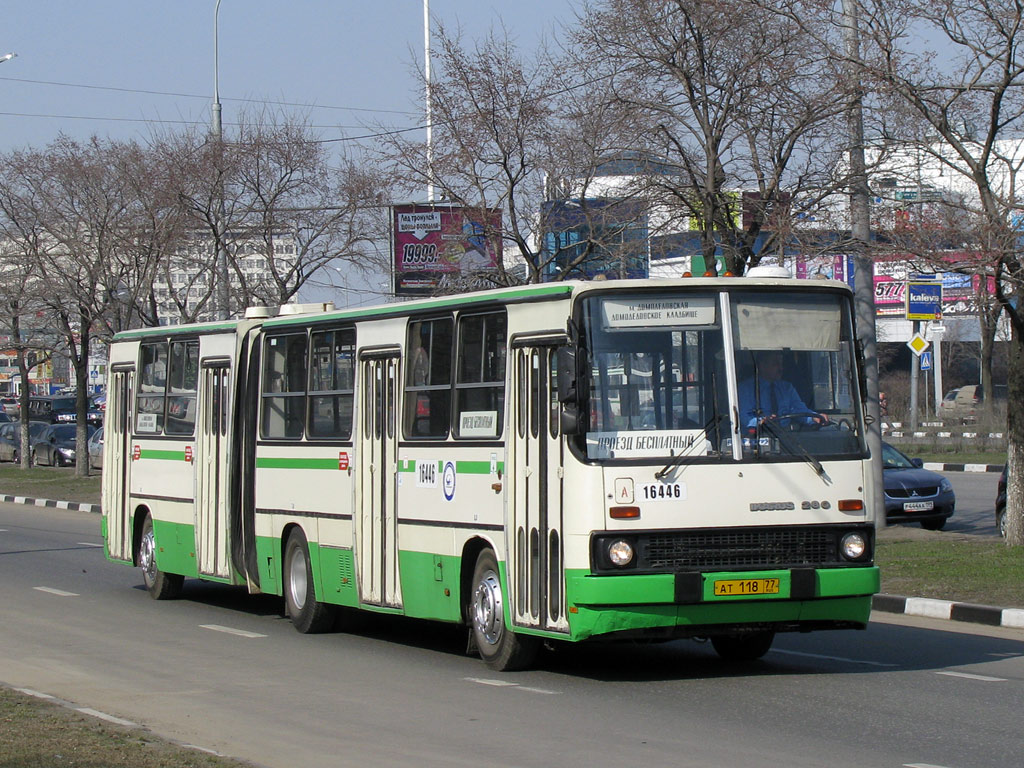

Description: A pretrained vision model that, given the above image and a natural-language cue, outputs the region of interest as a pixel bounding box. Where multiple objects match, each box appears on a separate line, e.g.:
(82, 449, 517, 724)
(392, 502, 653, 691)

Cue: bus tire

(283, 528, 335, 634)
(469, 549, 539, 671)
(139, 514, 183, 600)
(711, 630, 775, 662)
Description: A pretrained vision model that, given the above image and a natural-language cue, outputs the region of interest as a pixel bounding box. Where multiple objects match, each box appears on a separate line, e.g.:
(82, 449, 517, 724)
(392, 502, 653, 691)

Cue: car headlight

(840, 532, 868, 561)
(57, 447, 75, 457)
(939, 478, 953, 493)
(607, 539, 635, 567)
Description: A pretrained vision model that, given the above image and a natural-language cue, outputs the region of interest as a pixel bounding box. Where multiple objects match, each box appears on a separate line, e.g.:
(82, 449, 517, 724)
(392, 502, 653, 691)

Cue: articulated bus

(102, 272, 880, 670)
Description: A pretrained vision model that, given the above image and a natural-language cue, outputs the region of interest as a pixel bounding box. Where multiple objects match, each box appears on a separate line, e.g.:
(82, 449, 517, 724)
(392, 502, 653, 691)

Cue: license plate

(903, 500, 934, 512)
(713, 578, 780, 596)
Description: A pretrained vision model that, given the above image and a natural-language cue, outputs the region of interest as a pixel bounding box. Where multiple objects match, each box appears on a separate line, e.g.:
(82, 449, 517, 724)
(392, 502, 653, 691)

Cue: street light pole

(212, 0, 230, 320)
(424, 0, 434, 203)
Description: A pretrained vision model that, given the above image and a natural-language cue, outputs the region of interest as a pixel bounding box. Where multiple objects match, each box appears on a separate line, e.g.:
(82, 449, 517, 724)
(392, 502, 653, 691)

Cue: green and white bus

(102, 273, 880, 670)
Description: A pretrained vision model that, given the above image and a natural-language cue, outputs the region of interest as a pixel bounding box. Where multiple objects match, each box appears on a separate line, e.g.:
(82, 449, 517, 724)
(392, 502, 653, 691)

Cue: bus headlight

(840, 532, 868, 561)
(607, 539, 634, 567)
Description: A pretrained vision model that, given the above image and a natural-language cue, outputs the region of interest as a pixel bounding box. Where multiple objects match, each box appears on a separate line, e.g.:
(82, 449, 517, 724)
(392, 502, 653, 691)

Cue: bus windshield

(580, 289, 865, 462)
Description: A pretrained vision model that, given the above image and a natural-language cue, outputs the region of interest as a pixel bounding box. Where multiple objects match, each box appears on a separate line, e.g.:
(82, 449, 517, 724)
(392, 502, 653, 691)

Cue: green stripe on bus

(139, 449, 187, 461)
(256, 457, 343, 470)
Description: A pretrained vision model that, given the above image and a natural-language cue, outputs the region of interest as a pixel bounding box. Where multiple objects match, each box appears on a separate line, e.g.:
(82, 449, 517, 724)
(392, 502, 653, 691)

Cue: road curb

(0, 494, 101, 515)
(921, 462, 1004, 473)
(873, 594, 1024, 629)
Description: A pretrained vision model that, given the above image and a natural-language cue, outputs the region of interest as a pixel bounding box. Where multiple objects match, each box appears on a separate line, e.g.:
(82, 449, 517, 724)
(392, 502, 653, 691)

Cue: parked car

(0, 396, 18, 417)
(0, 420, 50, 462)
(939, 384, 1007, 422)
(30, 423, 95, 467)
(87, 425, 104, 470)
(882, 441, 955, 530)
(996, 466, 1008, 537)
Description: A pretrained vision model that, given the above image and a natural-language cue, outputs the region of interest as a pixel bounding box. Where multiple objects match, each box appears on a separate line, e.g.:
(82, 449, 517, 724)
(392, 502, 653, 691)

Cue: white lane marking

(463, 678, 559, 694)
(33, 586, 79, 597)
(465, 677, 518, 687)
(76, 707, 138, 727)
(905, 764, 956, 767)
(77, 542, 103, 547)
(935, 670, 1007, 682)
(771, 648, 898, 667)
(199, 624, 267, 638)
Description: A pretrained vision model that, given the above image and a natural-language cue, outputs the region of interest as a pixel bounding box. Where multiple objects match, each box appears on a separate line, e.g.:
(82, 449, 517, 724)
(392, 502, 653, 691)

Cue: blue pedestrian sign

(920, 350, 932, 371)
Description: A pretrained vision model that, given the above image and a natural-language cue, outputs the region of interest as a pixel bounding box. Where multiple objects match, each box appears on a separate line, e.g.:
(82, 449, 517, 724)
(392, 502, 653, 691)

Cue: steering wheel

(772, 411, 826, 431)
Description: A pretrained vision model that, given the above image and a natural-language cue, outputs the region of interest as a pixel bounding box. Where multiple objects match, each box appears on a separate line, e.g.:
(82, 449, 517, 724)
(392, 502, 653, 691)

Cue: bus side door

(509, 342, 569, 635)
(103, 367, 134, 563)
(356, 351, 402, 609)
(195, 361, 231, 580)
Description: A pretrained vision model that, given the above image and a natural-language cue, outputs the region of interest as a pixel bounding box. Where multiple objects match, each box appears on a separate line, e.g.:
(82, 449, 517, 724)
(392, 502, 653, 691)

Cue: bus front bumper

(563, 566, 880, 641)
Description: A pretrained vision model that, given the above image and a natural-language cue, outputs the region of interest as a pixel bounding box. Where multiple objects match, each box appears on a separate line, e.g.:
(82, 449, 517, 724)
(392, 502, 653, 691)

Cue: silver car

(87, 425, 104, 469)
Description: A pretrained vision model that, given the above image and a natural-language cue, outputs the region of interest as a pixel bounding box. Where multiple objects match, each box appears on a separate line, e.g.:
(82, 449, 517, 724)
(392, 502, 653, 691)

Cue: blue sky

(0, 1, 577, 153)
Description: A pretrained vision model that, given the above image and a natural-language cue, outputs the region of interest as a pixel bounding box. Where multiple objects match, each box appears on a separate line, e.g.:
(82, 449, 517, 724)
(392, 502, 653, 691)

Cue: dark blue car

(882, 442, 955, 530)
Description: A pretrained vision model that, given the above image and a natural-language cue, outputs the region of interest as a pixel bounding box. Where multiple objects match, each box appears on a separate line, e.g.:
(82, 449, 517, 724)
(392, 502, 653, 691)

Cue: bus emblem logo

(442, 461, 456, 501)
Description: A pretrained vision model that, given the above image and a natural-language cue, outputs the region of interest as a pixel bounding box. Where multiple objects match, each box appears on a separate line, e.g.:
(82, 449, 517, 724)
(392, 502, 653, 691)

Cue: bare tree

(8, 136, 140, 476)
(835, 0, 1024, 544)
(0, 152, 58, 468)
(381, 23, 642, 287)
(175, 112, 388, 316)
(577, 0, 851, 275)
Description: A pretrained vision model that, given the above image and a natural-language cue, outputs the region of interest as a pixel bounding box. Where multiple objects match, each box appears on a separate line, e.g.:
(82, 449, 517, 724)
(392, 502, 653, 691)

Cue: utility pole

(424, 0, 434, 204)
(842, 0, 885, 525)
(212, 0, 230, 320)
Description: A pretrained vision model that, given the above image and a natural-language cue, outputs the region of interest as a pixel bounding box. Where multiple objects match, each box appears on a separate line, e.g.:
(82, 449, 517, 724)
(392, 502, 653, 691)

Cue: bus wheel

(139, 514, 183, 600)
(469, 549, 539, 671)
(711, 631, 775, 662)
(283, 529, 336, 634)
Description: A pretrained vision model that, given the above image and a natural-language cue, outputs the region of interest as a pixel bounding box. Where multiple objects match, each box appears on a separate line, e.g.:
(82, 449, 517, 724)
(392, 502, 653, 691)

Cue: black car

(882, 442, 956, 530)
(996, 466, 1008, 537)
(27, 395, 103, 427)
(30, 423, 96, 467)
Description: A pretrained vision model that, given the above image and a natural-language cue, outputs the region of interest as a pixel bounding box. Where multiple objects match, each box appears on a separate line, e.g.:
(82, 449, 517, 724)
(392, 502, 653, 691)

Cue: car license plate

(713, 578, 780, 596)
(903, 500, 934, 512)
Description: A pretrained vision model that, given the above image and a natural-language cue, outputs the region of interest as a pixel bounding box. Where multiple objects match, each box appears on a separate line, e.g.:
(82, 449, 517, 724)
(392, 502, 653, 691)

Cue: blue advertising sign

(906, 280, 942, 320)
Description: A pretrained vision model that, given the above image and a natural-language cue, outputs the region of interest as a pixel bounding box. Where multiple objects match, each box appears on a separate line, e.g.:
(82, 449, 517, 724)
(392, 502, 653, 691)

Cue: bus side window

(308, 327, 355, 439)
(261, 333, 308, 439)
(404, 317, 453, 439)
(454, 311, 506, 439)
(138, 342, 168, 434)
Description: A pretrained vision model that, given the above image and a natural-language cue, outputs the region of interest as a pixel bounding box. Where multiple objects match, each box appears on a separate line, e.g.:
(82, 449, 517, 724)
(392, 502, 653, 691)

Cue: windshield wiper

(758, 418, 827, 479)
(655, 414, 724, 479)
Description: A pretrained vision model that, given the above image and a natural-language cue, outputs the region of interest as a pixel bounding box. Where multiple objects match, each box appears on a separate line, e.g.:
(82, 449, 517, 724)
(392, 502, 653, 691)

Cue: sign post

(906, 280, 941, 431)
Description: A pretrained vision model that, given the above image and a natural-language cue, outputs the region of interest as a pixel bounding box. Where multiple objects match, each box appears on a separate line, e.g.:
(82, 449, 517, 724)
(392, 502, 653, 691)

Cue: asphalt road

(2, 500, 1023, 768)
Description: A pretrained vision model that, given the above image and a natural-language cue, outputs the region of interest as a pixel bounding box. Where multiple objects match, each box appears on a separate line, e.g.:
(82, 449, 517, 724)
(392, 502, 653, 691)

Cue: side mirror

(910, 458, 924, 468)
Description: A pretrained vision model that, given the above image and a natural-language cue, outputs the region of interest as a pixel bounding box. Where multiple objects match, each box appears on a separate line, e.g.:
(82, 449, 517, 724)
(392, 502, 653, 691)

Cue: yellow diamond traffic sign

(906, 332, 930, 357)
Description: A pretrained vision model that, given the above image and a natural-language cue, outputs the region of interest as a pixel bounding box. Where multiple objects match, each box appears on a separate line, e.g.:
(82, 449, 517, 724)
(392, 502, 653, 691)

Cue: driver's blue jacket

(737, 377, 811, 428)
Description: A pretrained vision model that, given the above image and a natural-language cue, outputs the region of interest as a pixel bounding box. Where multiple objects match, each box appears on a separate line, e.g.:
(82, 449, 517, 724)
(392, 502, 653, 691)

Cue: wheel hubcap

(288, 548, 308, 609)
(473, 569, 503, 646)
(140, 527, 156, 584)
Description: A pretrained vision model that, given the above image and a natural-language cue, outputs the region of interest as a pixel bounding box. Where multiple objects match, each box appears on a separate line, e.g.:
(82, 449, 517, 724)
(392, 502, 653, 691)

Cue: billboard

(392, 204, 501, 296)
